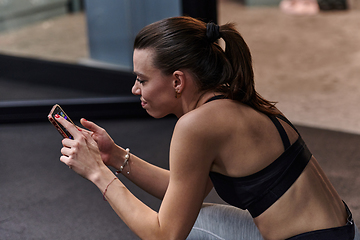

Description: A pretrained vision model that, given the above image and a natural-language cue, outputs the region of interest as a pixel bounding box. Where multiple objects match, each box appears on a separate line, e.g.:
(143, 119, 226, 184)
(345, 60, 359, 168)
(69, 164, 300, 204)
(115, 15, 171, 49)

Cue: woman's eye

(136, 78, 145, 84)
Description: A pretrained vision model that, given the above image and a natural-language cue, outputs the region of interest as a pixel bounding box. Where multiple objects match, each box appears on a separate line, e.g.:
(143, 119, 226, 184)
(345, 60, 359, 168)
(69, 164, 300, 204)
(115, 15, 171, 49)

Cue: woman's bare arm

(58, 115, 215, 240)
(80, 118, 170, 199)
(113, 147, 171, 200)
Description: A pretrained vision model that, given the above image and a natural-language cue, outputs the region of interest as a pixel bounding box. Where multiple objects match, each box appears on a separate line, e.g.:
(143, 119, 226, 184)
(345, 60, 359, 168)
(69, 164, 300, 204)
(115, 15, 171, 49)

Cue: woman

(56, 16, 359, 240)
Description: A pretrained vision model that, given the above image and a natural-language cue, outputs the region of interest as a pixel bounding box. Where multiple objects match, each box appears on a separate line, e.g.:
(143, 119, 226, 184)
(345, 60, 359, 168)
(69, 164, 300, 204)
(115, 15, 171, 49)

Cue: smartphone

(48, 104, 75, 139)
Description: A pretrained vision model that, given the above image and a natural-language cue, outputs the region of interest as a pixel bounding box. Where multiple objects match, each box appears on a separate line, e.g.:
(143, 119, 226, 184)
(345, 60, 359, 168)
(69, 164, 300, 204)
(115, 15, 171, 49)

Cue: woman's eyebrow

(132, 71, 147, 78)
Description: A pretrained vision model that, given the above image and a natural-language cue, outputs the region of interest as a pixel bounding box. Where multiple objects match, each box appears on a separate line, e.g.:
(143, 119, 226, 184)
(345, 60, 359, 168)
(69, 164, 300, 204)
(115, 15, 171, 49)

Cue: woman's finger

(60, 154, 71, 167)
(81, 118, 103, 135)
(55, 115, 82, 139)
(61, 137, 74, 148)
(61, 146, 73, 157)
(77, 125, 93, 135)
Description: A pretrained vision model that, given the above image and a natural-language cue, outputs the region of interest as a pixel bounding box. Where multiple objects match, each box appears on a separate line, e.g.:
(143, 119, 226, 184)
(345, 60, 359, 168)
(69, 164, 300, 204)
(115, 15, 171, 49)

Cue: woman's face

(132, 49, 178, 118)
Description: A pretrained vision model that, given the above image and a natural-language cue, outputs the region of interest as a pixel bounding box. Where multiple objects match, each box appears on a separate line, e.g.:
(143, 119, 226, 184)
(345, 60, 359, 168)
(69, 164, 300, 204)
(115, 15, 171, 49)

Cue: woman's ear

(173, 70, 185, 94)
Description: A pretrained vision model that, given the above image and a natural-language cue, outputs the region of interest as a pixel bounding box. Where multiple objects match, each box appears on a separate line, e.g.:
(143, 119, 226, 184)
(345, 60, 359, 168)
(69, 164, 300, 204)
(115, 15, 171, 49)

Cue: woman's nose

(132, 81, 141, 96)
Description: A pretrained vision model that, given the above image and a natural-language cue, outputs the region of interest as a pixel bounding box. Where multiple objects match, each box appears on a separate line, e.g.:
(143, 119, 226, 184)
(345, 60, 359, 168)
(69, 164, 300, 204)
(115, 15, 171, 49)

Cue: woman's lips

(140, 99, 147, 108)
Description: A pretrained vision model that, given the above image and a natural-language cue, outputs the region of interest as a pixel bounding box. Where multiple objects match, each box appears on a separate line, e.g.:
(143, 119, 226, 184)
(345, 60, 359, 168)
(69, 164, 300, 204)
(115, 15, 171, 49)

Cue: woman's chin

(146, 110, 171, 119)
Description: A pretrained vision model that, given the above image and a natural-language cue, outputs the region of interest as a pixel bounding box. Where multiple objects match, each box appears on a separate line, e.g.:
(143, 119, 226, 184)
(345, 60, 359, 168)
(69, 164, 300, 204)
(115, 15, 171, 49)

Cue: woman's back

(188, 98, 348, 239)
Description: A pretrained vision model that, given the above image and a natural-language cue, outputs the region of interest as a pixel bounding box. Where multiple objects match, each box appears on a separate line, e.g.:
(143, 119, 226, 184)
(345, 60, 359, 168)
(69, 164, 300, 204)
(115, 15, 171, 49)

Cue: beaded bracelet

(115, 148, 130, 175)
(103, 177, 117, 201)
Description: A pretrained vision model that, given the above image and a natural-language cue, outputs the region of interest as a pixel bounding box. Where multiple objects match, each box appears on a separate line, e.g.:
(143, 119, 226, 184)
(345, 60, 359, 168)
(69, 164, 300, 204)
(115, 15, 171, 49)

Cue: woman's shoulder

(176, 99, 281, 141)
(175, 99, 247, 136)
(171, 100, 237, 161)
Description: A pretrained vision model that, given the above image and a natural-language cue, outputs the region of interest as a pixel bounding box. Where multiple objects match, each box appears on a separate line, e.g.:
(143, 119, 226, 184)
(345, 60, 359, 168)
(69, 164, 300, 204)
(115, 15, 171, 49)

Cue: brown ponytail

(220, 23, 278, 115)
(134, 16, 278, 115)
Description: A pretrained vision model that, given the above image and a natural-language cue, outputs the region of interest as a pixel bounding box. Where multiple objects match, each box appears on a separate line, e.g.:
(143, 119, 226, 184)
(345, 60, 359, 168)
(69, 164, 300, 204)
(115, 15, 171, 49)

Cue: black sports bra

(206, 96, 312, 218)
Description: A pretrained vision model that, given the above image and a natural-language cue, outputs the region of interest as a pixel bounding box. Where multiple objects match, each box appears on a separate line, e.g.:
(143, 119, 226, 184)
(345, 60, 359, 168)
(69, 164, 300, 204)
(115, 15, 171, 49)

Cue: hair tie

(206, 22, 221, 43)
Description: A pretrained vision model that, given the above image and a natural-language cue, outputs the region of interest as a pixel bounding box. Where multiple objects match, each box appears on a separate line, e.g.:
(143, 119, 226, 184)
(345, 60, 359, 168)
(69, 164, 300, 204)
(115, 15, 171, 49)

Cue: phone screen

(48, 104, 74, 139)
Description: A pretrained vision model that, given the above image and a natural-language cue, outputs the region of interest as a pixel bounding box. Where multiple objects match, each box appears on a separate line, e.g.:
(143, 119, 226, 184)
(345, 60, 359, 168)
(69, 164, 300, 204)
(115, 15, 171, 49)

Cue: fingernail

(78, 128, 82, 132)
(55, 114, 60, 118)
(83, 118, 87, 121)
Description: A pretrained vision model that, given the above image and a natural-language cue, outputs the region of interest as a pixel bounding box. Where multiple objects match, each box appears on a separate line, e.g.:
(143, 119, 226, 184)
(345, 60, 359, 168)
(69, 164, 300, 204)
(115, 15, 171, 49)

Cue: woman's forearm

(91, 168, 166, 240)
(111, 145, 170, 200)
(92, 159, 209, 240)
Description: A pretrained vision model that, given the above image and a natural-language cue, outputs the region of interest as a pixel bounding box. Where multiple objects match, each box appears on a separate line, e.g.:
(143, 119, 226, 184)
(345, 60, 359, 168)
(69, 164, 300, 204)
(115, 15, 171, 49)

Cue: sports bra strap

(204, 95, 226, 104)
(276, 114, 300, 134)
(268, 115, 291, 150)
(204, 96, 298, 151)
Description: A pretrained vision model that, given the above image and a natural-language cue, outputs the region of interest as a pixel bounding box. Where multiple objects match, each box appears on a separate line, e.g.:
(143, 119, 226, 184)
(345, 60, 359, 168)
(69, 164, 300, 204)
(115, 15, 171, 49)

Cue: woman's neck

(174, 90, 225, 118)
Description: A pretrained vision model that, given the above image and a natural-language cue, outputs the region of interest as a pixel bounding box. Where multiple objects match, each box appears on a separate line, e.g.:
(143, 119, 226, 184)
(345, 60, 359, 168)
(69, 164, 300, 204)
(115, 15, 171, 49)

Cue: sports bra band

(247, 138, 311, 217)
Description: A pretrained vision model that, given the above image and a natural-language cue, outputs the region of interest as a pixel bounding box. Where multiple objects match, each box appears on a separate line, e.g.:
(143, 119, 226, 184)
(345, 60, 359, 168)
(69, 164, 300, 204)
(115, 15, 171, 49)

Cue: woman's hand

(56, 115, 106, 181)
(79, 118, 119, 167)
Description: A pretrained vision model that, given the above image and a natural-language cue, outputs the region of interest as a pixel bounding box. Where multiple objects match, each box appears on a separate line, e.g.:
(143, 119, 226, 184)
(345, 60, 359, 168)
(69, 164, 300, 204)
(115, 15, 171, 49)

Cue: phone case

(48, 104, 75, 139)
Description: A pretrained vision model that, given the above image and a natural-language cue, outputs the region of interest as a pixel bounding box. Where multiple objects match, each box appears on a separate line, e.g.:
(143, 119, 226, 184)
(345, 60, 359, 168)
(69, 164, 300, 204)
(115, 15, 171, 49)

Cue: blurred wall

(84, 0, 181, 71)
(0, 0, 71, 32)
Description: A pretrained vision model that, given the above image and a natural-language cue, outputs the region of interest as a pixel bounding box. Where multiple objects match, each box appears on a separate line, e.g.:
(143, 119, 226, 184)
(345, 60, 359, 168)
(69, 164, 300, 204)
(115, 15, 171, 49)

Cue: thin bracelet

(115, 148, 130, 175)
(103, 177, 117, 201)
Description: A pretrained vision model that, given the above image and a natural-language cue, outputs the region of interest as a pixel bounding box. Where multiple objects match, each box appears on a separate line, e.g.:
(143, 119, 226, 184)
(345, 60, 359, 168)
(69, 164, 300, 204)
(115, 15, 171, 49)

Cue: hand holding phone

(48, 104, 75, 139)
